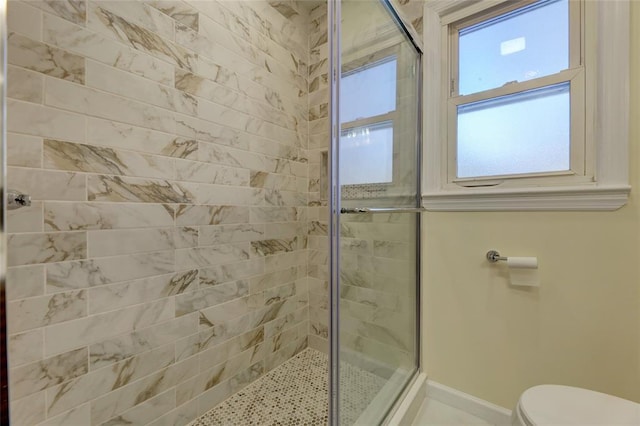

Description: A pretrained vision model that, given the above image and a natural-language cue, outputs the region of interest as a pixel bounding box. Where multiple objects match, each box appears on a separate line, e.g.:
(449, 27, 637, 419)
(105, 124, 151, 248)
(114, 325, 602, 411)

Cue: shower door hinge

(450, 78, 455, 96)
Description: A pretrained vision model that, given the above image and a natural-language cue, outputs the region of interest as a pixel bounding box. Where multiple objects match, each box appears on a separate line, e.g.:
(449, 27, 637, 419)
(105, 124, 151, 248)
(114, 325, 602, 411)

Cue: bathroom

(1, 0, 639, 425)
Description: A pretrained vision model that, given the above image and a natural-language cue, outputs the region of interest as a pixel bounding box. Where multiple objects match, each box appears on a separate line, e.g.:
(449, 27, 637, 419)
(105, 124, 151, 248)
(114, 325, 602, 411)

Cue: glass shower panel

(335, 0, 421, 423)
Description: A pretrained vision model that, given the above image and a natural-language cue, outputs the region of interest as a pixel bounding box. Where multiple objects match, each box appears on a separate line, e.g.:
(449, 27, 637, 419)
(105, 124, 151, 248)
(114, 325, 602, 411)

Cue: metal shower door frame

(0, 0, 9, 422)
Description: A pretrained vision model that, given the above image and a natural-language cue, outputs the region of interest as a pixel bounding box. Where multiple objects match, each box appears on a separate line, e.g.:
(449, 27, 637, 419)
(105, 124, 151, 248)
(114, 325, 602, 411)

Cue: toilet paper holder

(486, 250, 507, 262)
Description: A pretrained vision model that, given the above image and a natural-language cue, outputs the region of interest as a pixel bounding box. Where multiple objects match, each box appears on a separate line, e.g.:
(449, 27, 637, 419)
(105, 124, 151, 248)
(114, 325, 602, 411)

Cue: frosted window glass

(340, 122, 393, 185)
(341, 59, 397, 122)
(457, 82, 570, 178)
(459, 0, 568, 95)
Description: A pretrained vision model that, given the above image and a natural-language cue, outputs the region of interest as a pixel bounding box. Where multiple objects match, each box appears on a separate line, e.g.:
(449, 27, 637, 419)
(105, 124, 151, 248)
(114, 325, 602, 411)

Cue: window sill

(422, 185, 630, 211)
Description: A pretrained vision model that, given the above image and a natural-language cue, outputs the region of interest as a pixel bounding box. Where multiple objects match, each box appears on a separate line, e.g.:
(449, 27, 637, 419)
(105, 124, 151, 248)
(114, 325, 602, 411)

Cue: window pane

(340, 122, 393, 185)
(457, 82, 570, 178)
(459, 0, 569, 96)
(341, 58, 397, 122)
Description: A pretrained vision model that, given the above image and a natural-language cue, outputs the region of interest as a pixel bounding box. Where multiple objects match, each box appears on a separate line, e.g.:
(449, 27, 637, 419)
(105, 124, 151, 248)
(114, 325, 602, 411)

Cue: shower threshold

(189, 348, 387, 425)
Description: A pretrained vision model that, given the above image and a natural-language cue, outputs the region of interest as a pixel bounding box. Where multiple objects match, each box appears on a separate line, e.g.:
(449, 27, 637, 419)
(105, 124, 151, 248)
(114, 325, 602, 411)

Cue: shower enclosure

(0, 0, 422, 424)
(329, 0, 422, 423)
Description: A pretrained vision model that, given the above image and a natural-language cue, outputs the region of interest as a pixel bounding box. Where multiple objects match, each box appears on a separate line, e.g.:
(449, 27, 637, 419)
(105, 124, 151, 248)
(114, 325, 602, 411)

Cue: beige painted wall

(421, 2, 640, 410)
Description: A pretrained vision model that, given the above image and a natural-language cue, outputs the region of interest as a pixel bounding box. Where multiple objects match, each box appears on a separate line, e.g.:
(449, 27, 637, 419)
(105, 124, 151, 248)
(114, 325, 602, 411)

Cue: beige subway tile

(86, 60, 197, 115)
(217, 1, 308, 58)
(7, 231, 86, 267)
(36, 403, 90, 426)
(87, 2, 196, 71)
(7, 201, 44, 233)
(175, 204, 249, 227)
(175, 243, 250, 271)
(197, 97, 299, 145)
(44, 298, 174, 356)
(199, 223, 265, 246)
(148, 1, 199, 31)
(8, 167, 86, 202)
(176, 347, 256, 404)
(9, 347, 87, 400)
(45, 78, 176, 133)
(102, 388, 176, 425)
(89, 314, 197, 370)
(46, 343, 175, 416)
(44, 202, 175, 232)
(87, 118, 197, 159)
(250, 206, 297, 223)
(43, 13, 174, 85)
(92, 1, 175, 41)
(7, 133, 43, 168)
(8, 329, 44, 368)
(264, 250, 305, 273)
(175, 280, 249, 316)
(43, 139, 175, 180)
(8, 32, 84, 83)
(89, 355, 198, 424)
(7, 289, 86, 333)
(7, 65, 44, 103)
(147, 398, 198, 426)
(175, 68, 298, 130)
(248, 267, 297, 294)
(26, 0, 86, 25)
(10, 389, 46, 425)
(6, 264, 45, 301)
(46, 250, 174, 293)
(87, 174, 193, 203)
(87, 270, 197, 314)
(8, 1, 42, 40)
(175, 159, 249, 186)
(195, 378, 232, 417)
(192, 183, 263, 206)
(199, 258, 264, 287)
(8, 99, 86, 142)
(87, 227, 196, 258)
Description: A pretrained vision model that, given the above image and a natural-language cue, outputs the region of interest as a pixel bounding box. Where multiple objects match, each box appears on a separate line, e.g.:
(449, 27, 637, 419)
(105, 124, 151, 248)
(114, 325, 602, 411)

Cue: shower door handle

(7, 189, 32, 210)
(340, 207, 425, 214)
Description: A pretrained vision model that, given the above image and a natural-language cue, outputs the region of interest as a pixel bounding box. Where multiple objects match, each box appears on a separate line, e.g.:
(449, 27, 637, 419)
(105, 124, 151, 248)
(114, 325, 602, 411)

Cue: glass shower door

(329, 0, 422, 423)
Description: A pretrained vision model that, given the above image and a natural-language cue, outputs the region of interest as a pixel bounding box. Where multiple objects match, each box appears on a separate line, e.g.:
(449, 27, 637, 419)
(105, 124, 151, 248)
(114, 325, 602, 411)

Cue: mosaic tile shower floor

(190, 348, 387, 426)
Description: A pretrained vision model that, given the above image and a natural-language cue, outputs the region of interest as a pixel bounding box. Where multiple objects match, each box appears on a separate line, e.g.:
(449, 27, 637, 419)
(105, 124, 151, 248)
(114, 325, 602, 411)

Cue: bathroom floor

(189, 348, 387, 426)
(412, 399, 494, 425)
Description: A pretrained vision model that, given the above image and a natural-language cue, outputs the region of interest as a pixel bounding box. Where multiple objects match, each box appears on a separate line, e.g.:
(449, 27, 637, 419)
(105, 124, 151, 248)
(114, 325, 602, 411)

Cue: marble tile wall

(306, 1, 330, 354)
(6, 0, 312, 424)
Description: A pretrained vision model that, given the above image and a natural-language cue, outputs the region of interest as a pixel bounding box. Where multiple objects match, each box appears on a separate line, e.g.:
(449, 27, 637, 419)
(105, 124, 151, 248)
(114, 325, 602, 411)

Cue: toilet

(512, 385, 640, 425)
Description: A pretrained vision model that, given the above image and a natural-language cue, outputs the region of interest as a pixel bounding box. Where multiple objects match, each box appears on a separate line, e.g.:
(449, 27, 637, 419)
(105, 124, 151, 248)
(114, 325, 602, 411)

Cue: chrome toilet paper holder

(486, 250, 507, 263)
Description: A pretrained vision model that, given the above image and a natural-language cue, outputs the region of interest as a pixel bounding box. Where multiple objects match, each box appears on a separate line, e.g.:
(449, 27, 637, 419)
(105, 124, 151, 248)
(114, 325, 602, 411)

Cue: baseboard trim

(426, 380, 512, 425)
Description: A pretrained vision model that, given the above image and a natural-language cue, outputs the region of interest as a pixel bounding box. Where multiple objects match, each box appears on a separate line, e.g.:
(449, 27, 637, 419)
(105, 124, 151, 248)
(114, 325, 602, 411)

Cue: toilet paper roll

(507, 257, 539, 287)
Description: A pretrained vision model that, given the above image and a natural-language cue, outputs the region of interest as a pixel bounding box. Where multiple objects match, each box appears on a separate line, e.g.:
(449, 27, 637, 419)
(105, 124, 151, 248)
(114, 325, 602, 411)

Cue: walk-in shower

(0, 0, 422, 424)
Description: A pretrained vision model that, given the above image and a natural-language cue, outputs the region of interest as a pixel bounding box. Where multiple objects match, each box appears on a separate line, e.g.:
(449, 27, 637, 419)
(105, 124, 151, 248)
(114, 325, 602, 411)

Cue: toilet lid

(519, 385, 640, 425)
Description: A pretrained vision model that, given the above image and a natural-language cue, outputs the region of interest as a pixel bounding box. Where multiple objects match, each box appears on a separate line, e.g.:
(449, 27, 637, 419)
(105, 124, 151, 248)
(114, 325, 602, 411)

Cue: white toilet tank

(512, 385, 640, 425)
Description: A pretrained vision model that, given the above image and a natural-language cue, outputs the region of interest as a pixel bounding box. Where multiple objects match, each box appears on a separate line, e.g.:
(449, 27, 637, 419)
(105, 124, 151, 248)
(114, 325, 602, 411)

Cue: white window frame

(422, 0, 630, 211)
(449, 0, 584, 184)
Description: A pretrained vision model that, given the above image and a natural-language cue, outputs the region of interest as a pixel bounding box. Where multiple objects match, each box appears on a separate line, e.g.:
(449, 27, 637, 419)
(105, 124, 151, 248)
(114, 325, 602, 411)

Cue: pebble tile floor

(190, 348, 387, 426)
